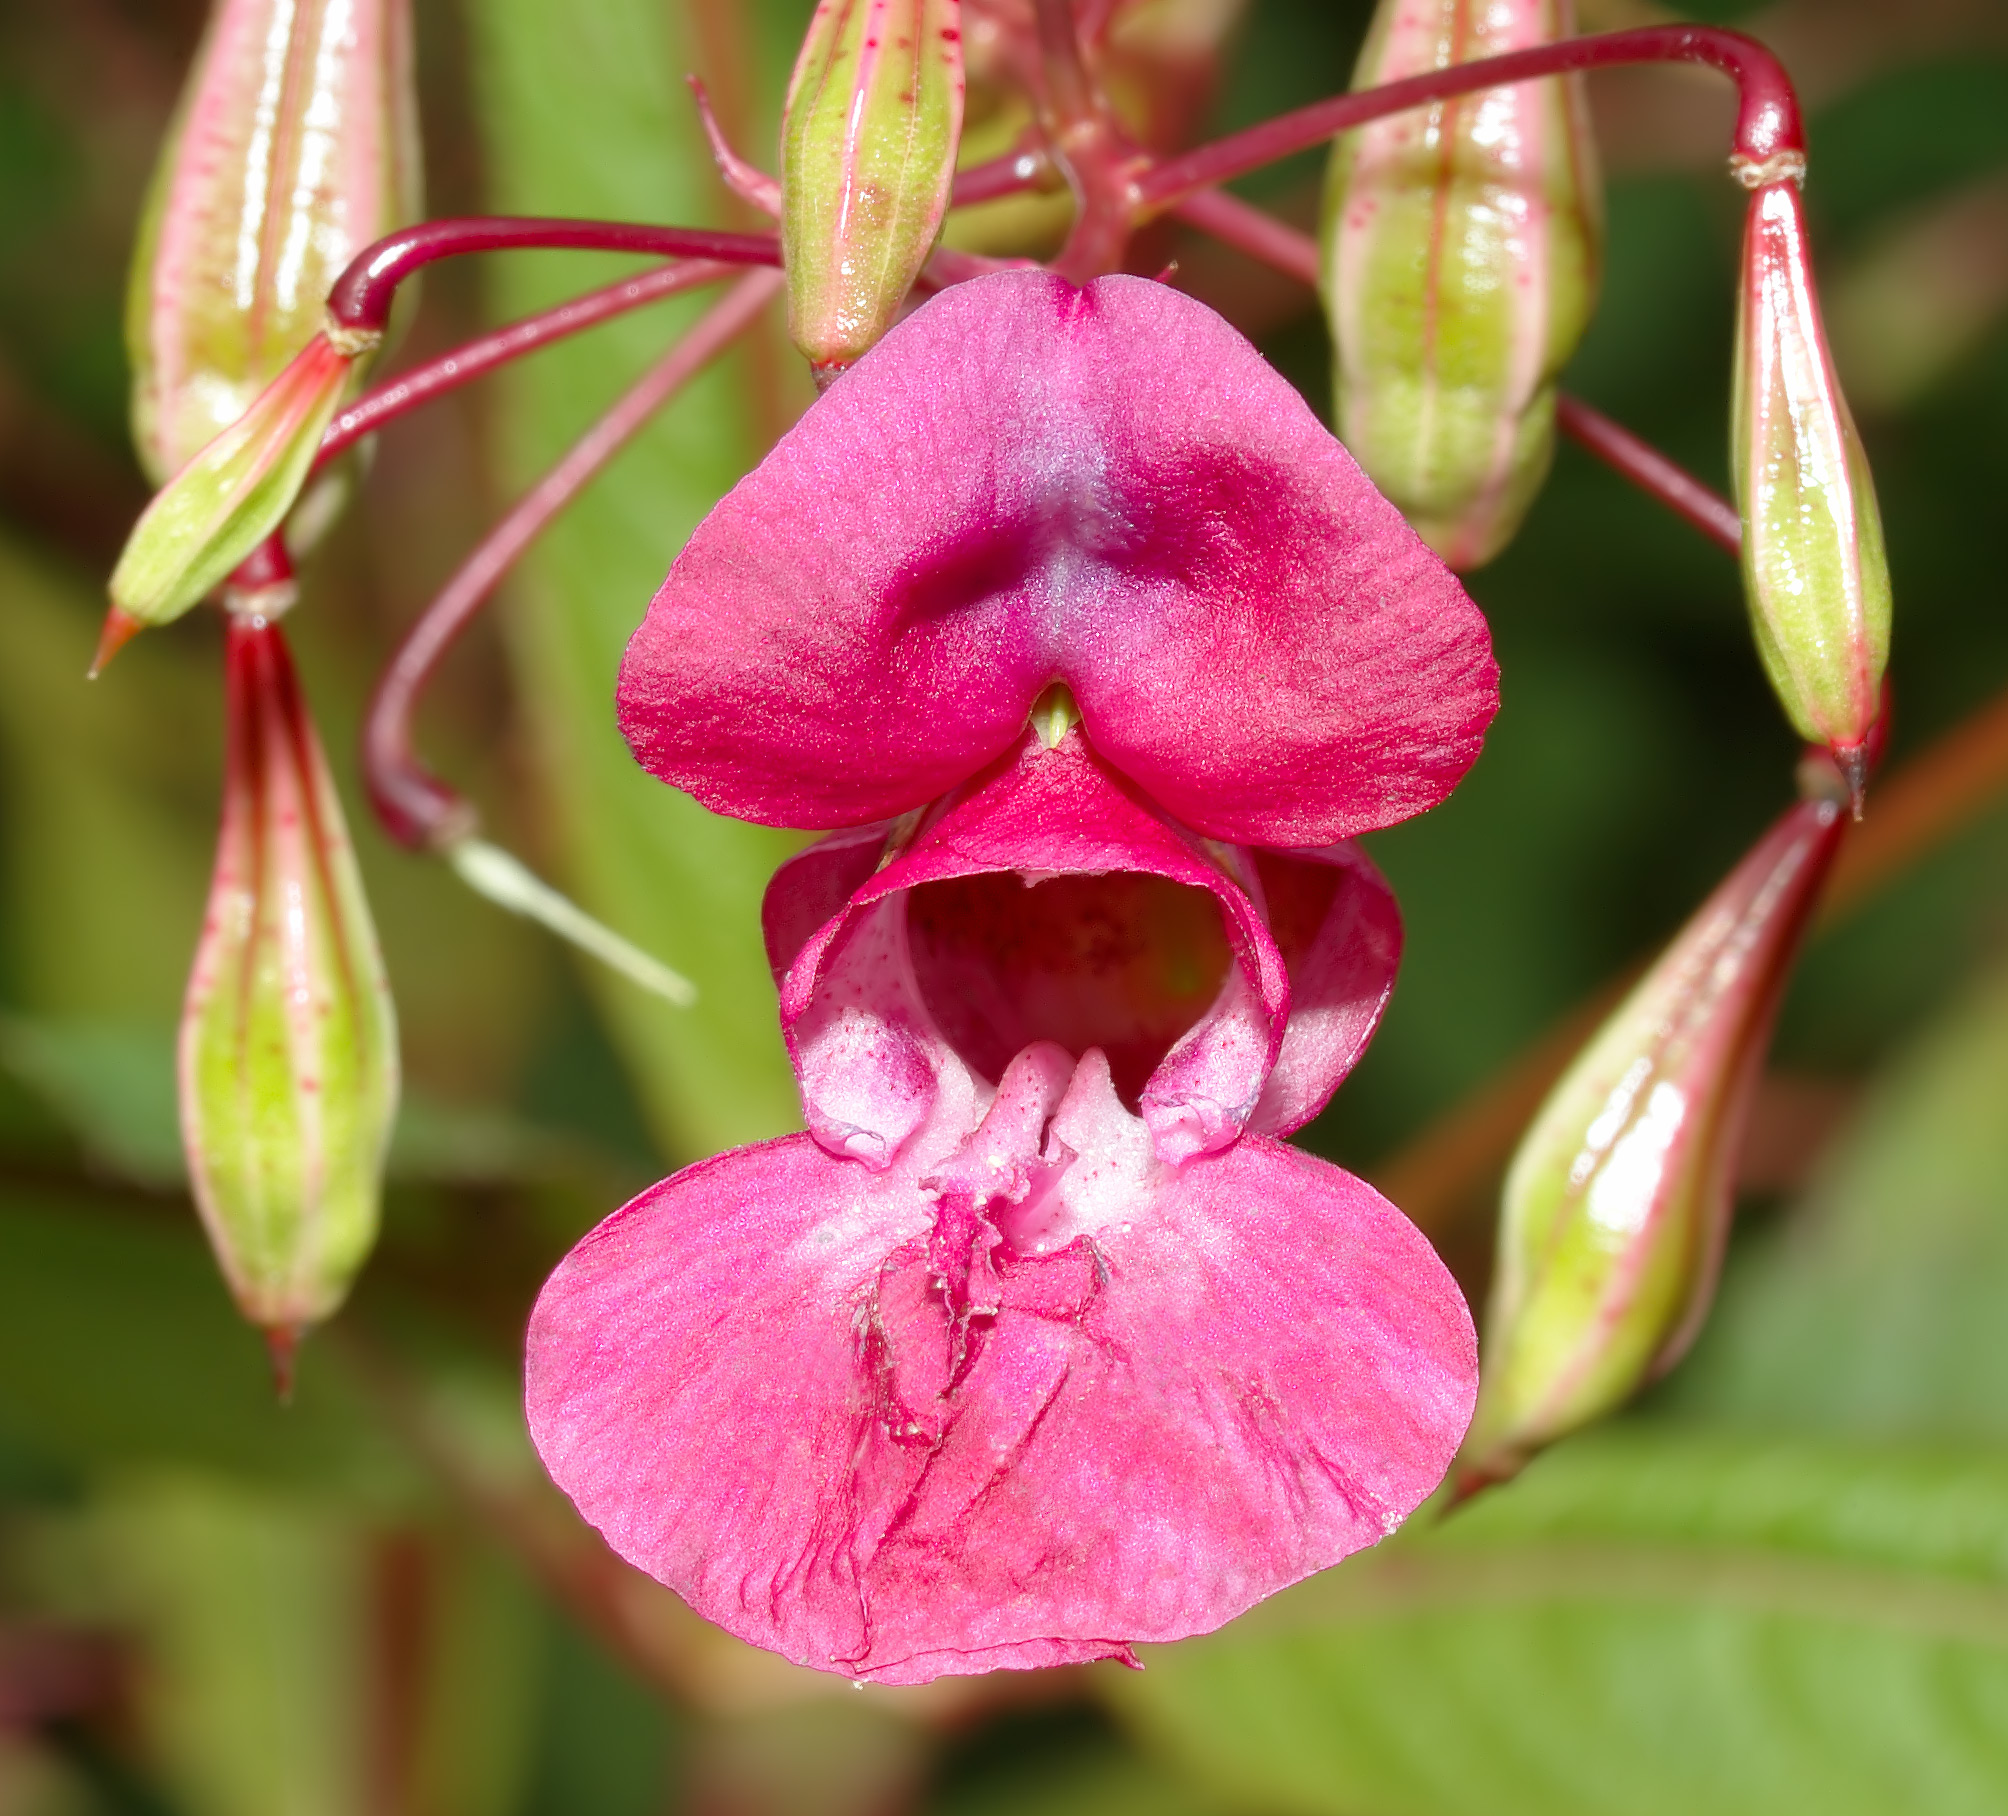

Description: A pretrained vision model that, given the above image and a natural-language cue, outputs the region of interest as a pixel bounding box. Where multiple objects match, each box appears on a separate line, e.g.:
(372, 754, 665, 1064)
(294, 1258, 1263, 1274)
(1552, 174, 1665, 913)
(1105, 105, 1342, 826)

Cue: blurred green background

(4, 0, 2008, 1809)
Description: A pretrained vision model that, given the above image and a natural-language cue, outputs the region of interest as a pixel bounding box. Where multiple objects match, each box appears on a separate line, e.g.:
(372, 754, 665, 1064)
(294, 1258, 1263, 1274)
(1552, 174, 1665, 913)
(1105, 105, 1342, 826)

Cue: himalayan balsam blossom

(528, 272, 1498, 1681)
(1321, 0, 1602, 570)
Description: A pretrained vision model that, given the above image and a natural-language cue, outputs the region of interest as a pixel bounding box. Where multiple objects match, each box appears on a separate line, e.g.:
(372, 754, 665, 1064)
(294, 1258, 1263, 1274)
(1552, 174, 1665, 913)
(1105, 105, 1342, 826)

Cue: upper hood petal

(618, 270, 1499, 846)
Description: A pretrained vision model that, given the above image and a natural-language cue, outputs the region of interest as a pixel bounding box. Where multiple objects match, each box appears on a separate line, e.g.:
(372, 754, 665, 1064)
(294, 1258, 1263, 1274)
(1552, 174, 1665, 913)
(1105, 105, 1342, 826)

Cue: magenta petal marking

(524, 1058, 1477, 1684)
(618, 269, 1499, 845)
(780, 732, 1291, 1167)
(1249, 844, 1404, 1137)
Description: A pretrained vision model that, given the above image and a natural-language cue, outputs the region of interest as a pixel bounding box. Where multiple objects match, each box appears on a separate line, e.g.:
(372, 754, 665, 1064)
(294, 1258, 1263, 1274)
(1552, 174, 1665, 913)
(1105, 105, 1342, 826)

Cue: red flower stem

(1172, 187, 1320, 286)
(326, 217, 779, 336)
(1169, 192, 1743, 557)
(362, 269, 784, 849)
(953, 144, 1054, 205)
(317, 260, 738, 471)
(1136, 25, 1803, 210)
(1555, 395, 1742, 555)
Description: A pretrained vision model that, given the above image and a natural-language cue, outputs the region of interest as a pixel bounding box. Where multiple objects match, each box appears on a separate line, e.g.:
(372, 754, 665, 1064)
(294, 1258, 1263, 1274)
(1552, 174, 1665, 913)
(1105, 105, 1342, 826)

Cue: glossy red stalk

(325, 216, 779, 337)
(1138, 25, 1802, 209)
(363, 269, 783, 849)
(316, 259, 736, 471)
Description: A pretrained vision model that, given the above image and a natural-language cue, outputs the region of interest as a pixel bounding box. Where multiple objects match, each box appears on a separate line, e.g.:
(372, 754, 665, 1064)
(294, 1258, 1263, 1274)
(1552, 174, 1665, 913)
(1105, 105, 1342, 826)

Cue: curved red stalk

(325, 216, 779, 336)
(1138, 25, 1803, 209)
(317, 259, 738, 470)
(362, 269, 784, 849)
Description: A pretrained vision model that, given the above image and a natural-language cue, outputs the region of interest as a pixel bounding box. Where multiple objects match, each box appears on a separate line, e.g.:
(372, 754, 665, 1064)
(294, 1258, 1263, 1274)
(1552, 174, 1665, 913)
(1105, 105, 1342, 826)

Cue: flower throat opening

(905, 870, 1234, 1108)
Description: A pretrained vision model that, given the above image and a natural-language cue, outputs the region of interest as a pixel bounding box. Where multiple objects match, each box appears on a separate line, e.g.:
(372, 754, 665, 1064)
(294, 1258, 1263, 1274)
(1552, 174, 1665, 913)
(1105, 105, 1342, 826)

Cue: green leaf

(0, 1014, 183, 1186)
(25, 1477, 541, 1816)
(463, 0, 811, 1162)
(0, 536, 216, 1022)
(1109, 1429, 2008, 1816)
(0, 1189, 419, 1499)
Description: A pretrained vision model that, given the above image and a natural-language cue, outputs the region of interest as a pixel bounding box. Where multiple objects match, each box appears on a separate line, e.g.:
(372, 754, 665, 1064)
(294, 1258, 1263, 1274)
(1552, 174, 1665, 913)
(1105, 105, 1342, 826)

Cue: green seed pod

(181, 612, 398, 1362)
(1461, 777, 1847, 1492)
(1321, 0, 1602, 569)
(104, 329, 371, 659)
(127, 0, 420, 484)
(1733, 172, 1892, 780)
(783, 0, 966, 383)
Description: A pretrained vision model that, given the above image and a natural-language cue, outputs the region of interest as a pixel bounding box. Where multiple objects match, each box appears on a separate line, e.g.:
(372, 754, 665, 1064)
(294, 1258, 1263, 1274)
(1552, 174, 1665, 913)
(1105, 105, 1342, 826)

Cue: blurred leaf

(463, 0, 809, 1163)
(0, 1016, 181, 1187)
(516, 1609, 677, 1816)
(0, 1010, 623, 1195)
(926, 1711, 1231, 1816)
(0, 535, 215, 1022)
(1111, 1429, 2008, 1816)
(1829, 173, 2008, 413)
(0, 1191, 419, 1500)
(25, 1479, 540, 1816)
(1807, 57, 2008, 243)
(94, 1481, 371, 1816)
(1673, 954, 2008, 1440)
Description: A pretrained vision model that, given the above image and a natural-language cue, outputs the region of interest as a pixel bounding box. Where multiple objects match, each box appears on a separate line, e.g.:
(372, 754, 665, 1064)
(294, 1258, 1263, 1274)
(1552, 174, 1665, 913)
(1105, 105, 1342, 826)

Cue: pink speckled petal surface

(618, 270, 1498, 845)
(524, 1054, 1476, 1683)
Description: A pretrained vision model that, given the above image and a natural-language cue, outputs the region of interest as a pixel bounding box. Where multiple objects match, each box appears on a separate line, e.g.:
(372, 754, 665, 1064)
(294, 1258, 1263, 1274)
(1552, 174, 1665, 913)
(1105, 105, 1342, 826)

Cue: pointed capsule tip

(89, 607, 143, 678)
(264, 1324, 303, 1404)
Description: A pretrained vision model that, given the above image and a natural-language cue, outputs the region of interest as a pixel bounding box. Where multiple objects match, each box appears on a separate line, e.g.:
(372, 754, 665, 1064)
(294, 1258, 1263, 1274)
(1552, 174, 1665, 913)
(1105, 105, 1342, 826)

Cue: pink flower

(527, 271, 1499, 1682)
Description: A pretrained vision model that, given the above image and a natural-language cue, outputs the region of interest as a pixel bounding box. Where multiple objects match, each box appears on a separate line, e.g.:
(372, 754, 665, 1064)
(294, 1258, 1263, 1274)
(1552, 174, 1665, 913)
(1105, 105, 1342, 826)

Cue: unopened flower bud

(181, 612, 398, 1362)
(1733, 174, 1892, 771)
(782, 0, 966, 382)
(104, 328, 372, 657)
(1461, 773, 1848, 1491)
(127, 0, 420, 484)
(1321, 0, 1602, 569)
